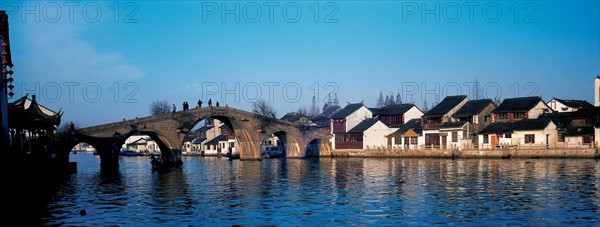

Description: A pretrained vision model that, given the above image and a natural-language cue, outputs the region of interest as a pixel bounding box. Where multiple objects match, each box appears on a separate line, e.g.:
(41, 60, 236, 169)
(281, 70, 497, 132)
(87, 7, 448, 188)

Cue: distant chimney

(595, 76, 600, 107)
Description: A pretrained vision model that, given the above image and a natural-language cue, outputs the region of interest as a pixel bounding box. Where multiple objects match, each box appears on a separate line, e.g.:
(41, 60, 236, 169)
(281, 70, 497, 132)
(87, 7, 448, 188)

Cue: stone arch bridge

(64, 107, 332, 172)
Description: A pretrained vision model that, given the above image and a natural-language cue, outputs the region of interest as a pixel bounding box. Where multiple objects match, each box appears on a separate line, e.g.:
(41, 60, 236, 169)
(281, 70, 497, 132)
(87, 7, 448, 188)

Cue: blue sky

(2, 1, 599, 127)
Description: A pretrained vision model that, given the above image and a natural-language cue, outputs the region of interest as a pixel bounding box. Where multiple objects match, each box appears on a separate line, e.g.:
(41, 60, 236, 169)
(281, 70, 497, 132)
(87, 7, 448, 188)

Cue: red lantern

(1, 60, 7, 65)
(2, 69, 7, 74)
(0, 43, 6, 47)
(1, 51, 6, 56)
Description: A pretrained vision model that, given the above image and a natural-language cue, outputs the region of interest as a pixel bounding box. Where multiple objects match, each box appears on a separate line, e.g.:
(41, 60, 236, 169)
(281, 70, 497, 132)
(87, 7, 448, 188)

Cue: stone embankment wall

(332, 148, 599, 158)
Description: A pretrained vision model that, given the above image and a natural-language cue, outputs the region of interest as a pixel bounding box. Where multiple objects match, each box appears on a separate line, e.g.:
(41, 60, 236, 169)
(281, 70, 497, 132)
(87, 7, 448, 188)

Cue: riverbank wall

(331, 148, 600, 159)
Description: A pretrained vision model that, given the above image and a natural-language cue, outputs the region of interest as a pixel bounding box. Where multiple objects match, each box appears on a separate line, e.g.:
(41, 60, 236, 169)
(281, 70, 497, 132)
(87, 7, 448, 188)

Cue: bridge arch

(77, 107, 330, 162)
(178, 114, 257, 158)
(260, 130, 302, 158)
(305, 138, 321, 157)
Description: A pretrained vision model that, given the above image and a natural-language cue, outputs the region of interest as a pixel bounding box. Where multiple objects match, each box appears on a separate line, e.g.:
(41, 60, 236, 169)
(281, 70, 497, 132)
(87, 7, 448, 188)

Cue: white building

(547, 98, 594, 113)
(595, 76, 600, 107)
(492, 96, 552, 122)
(439, 121, 469, 150)
(421, 95, 469, 149)
(330, 103, 373, 149)
(478, 118, 557, 149)
(387, 119, 424, 149)
(346, 118, 394, 149)
(123, 135, 161, 153)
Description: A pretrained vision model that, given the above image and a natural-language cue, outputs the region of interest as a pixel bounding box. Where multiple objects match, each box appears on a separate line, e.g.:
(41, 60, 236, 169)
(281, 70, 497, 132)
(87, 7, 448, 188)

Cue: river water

(42, 153, 600, 225)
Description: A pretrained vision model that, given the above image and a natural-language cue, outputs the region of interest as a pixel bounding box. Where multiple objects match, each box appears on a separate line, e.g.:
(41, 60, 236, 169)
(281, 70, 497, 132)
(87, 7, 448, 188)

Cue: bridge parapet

(77, 107, 332, 162)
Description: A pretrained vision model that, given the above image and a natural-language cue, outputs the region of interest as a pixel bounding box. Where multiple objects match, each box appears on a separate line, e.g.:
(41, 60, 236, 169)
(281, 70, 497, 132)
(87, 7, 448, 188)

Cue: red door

(491, 135, 499, 148)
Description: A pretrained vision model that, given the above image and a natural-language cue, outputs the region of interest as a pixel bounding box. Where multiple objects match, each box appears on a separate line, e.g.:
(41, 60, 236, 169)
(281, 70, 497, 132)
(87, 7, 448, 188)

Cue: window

(525, 134, 535, 144)
(504, 133, 512, 139)
(514, 112, 526, 119)
(583, 136, 592, 144)
(497, 113, 508, 120)
(558, 130, 565, 142)
(483, 134, 489, 144)
(410, 137, 418, 145)
(452, 131, 458, 142)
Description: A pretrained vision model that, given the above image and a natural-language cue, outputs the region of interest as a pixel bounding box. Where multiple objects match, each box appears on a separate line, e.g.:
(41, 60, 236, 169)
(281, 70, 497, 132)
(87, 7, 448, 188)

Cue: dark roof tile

(348, 118, 381, 133)
(280, 112, 306, 122)
(440, 121, 468, 129)
(370, 104, 416, 116)
(563, 126, 595, 136)
(204, 134, 227, 145)
(452, 99, 495, 118)
(493, 96, 544, 113)
(478, 118, 552, 134)
(331, 103, 367, 119)
(388, 119, 422, 137)
(551, 98, 594, 109)
(423, 95, 468, 117)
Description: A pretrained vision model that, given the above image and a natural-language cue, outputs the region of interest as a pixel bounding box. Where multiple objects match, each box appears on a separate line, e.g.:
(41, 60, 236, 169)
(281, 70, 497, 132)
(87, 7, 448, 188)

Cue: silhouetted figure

(69, 121, 75, 132)
(197, 99, 202, 108)
(172, 104, 176, 113)
(185, 101, 189, 110)
(183, 101, 189, 111)
(208, 99, 212, 107)
(216, 101, 220, 107)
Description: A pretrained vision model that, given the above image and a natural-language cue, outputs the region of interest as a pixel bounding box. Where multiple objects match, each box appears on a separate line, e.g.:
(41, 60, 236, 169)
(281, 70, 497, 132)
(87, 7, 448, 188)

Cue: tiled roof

(311, 106, 342, 122)
(388, 119, 422, 137)
(452, 99, 494, 118)
(348, 118, 380, 133)
(331, 103, 366, 119)
(195, 125, 214, 132)
(563, 126, 594, 136)
(440, 121, 468, 130)
(423, 95, 468, 117)
(572, 106, 600, 119)
(280, 112, 306, 122)
(551, 98, 594, 109)
(204, 134, 227, 145)
(478, 118, 552, 134)
(493, 96, 543, 113)
(321, 106, 341, 116)
(370, 104, 416, 115)
(192, 138, 206, 144)
(539, 112, 573, 129)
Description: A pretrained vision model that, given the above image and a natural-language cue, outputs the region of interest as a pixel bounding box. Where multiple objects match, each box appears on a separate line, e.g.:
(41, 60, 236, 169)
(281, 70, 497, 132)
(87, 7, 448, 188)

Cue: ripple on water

(41, 155, 600, 225)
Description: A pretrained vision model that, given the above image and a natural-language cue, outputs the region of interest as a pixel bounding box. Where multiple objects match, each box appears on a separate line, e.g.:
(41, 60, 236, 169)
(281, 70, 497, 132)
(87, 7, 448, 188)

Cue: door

(404, 137, 410, 147)
(441, 135, 447, 149)
(491, 135, 499, 148)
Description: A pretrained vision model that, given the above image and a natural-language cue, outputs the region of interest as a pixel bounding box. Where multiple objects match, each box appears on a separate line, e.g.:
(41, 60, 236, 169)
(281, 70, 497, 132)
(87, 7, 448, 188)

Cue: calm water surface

(42, 153, 600, 225)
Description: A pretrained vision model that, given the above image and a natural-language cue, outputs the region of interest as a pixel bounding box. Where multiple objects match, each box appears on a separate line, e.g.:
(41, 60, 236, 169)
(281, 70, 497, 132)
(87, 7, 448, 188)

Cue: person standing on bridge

(172, 104, 176, 113)
(208, 99, 212, 107)
(197, 99, 202, 108)
(216, 101, 220, 107)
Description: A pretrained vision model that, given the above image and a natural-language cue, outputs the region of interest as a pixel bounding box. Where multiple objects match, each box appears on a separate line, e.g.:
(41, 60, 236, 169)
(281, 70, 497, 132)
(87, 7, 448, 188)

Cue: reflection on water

(42, 153, 600, 225)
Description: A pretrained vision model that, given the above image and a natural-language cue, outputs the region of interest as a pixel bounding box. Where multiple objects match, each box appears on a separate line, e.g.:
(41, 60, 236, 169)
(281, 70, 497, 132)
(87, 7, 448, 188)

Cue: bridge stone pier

(74, 107, 331, 172)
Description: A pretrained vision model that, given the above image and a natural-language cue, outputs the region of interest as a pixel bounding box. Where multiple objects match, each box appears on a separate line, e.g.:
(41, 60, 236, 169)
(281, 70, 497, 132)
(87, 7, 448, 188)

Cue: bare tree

(297, 106, 309, 116)
(173, 111, 196, 132)
(309, 96, 320, 117)
(149, 100, 170, 116)
(253, 99, 277, 131)
(377, 91, 384, 108)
